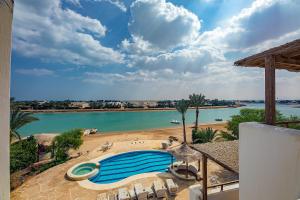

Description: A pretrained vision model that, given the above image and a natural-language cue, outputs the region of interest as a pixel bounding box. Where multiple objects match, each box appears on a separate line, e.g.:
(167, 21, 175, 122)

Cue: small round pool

(89, 150, 175, 184)
(72, 163, 97, 175)
(67, 162, 99, 181)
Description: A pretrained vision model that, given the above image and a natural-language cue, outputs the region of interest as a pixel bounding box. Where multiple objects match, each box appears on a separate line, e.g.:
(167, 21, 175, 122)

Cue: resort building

(69, 101, 91, 109)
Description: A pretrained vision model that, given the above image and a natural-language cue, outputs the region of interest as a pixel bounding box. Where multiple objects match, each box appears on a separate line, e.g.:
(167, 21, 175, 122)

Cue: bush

(192, 128, 218, 144)
(52, 129, 83, 161)
(10, 136, 38, 173)
(227, 108, 286, 138)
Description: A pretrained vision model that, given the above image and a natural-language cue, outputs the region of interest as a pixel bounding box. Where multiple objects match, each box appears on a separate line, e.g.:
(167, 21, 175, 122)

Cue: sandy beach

(33, 122, 228, 147)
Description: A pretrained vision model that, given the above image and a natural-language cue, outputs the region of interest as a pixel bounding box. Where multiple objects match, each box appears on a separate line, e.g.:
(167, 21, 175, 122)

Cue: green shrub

(227, 109, 265, 136)
(52, 129, 83, 161)
(227, 109, 285, 136)
(10, 136, 38, 173)
(192, 128, 218, 144)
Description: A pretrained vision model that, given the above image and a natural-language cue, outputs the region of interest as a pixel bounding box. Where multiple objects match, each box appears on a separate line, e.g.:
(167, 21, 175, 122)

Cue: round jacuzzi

(67, 162, 100, 181)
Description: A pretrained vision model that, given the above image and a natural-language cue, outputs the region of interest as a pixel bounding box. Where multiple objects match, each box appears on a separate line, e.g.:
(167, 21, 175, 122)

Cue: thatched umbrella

(167, 143, 202, 178)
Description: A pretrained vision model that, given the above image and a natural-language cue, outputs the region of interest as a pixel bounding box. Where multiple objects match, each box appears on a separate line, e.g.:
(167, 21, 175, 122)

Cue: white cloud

(128, 46, 225, 72)
(128, 0, 201, 50)
(121, 0, 221, 73)
(64, 0, 81, 6)
(16, 68, 55, 76)
(13, 0, 124, 67)
(197, 0, 300, 52)
(94, 0, 127, 12)
(120, 35, 159, 55)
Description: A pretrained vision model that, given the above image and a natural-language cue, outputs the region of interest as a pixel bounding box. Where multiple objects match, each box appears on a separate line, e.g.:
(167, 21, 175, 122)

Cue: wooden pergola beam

(275, 55, 300, 67)
(265, 55, 276, 125)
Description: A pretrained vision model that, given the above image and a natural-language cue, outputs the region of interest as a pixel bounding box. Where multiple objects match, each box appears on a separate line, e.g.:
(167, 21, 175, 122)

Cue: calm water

(19, 103, 300, 136)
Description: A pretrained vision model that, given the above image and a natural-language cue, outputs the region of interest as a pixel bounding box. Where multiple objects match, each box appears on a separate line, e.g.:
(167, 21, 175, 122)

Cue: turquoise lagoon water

(89, 151, 174, 184)
(19, 104, 300, 136)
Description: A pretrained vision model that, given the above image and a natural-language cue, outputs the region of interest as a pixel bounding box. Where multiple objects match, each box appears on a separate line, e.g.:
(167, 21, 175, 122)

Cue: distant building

(69, 102, 90, 109)
(128, 101, 158, 108)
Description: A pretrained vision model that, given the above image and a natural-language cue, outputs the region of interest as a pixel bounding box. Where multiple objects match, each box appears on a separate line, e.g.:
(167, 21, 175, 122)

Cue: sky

(11, 0, 300, 100)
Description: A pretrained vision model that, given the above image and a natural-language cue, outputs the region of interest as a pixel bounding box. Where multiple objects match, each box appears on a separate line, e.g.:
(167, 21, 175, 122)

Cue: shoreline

(21, 105, 243, 113)
(27, 122, 228, 145)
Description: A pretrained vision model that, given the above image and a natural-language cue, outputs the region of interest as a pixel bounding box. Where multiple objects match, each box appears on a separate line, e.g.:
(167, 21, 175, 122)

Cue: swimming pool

(89, 150, 175, 184)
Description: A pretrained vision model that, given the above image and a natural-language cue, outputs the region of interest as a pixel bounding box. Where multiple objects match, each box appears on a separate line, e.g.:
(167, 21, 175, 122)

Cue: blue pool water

(89, 151, 175, 184)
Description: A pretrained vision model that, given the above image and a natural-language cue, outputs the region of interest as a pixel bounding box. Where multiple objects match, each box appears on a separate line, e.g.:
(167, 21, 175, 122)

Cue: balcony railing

(208, 180, 239, 192)
(275, 120, 300, 128)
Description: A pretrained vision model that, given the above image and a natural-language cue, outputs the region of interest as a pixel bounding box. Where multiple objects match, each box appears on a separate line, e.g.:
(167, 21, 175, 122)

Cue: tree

(175, 99, 190, 143)
(192, 128, 218, 144)
(52, 129, 83, 161)
(189, 93, 206, 131)
(10, 108, 39, 143)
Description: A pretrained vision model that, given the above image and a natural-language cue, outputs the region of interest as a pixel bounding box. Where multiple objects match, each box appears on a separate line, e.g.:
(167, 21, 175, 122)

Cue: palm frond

(10, 108, 39, 142)
(219, 131, 238, 141)
(175, 99, 190, 114)
(189, 93, 206, 107)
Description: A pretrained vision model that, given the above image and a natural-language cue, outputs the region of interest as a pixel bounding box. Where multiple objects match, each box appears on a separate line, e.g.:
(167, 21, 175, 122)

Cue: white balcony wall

(240, 122, 300, 200)
(189, 184, 239, 200)
(0, 0, 14, 199)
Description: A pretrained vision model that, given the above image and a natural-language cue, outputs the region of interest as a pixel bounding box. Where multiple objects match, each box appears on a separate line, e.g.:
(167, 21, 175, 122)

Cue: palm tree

(175, 99, 190, 143)
(193, 128, 218, 144)
(189, 93, 205, 131)
(10, 108, 39, 143)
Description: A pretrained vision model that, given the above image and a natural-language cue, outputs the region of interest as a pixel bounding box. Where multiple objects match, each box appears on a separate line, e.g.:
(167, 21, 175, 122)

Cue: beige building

(69, 102, 91, 109)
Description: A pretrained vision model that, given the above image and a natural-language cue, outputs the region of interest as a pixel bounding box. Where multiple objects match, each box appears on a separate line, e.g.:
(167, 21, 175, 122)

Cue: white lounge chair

(134, 183, 148, 200)
(99, 142, 113, 152)
(165, 179, 179, 196)
(153, 180, 167, 198)
(145, 187, 154, 198)
(108, 193, 117, 200)
(129, 189, 137, 200)
(97, 193, 108, 200)
(118, 188, 130, 200)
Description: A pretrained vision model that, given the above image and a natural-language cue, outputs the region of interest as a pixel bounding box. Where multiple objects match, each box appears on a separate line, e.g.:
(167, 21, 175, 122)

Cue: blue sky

(11, 0, 300, 100)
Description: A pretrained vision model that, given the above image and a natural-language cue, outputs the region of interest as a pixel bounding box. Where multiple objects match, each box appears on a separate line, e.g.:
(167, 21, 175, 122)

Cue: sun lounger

(108, 193, 117, 200)
(99, 142, 113, 151)
(118, 188, 130, 200)
(145, 187, 154, 198)
(152, 180, 167, 198)
(97, 193, 108, 200)
(129, 189, 137, 200)
(134, 183, 148, 200)
(165, 179, 179, 196)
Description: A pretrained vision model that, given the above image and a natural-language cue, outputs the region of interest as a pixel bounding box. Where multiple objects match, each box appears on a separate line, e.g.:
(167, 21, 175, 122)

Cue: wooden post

(186, 161, 189, 178)
(202, 155, 208, 200)
(265, 55, 276, 125)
